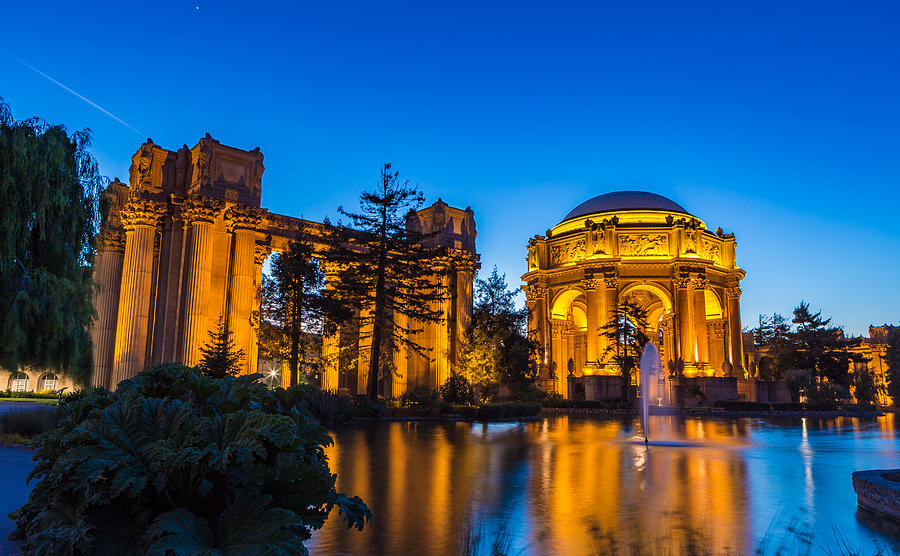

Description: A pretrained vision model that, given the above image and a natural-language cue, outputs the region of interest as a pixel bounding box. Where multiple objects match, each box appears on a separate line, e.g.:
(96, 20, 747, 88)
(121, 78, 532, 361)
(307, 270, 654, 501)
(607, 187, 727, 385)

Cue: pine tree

(0, 100, 103, 384)
(266, 229, 345, 386)
(600, 298, 650, 400)
(198, 316, 245, 379)
(325, 163, 448, 399)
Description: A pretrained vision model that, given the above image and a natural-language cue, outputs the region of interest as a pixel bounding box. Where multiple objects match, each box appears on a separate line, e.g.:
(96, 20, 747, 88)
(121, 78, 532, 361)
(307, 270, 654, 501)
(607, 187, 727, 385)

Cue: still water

(308, 415, 900, 555)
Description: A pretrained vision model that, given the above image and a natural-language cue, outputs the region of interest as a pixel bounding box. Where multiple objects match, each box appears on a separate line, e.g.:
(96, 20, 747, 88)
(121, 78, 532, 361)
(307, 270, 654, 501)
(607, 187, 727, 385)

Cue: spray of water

(639, 343, 662, 444)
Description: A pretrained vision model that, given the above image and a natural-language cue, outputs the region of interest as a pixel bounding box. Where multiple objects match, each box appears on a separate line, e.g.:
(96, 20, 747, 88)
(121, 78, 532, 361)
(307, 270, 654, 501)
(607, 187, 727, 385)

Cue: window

(38, 373, 58, 391)
(9, 372, 28, 392)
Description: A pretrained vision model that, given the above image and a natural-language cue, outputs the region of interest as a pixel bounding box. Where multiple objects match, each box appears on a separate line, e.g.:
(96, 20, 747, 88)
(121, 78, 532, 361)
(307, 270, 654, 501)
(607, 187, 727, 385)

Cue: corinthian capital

(225, 205, 267, 232)
(254, 243, 272, 265)
(99, 229, 126, 253)
(181, 195, 225, 224)
(120, 198, 166, 230)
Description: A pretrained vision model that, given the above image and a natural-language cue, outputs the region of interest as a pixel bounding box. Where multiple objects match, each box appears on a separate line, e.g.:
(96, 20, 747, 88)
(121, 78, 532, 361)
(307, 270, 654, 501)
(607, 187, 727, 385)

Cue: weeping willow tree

(0, 100, 103, 384)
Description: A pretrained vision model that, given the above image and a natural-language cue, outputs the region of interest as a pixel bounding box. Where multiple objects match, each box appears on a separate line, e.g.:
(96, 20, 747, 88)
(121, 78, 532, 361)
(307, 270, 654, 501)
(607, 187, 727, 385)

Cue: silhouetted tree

(886, 327, 900, 404)
(198, 316, 245, 378)
(0, 100, 103, 384)
(325, 163, 448, 399)
(751, 313, 792, 380)
(600, 298, 650, 400)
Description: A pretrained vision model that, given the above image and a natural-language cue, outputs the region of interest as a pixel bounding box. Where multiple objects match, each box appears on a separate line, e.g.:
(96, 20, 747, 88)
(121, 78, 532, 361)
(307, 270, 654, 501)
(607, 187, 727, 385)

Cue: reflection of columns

(225, 206, 264, 375)
(250, 243, 270, 376)
(179, 195, 224, 367)
(111, 198, 165, 386)
(692, 277, 710, 374)
(91, 230, 126, 388)
(583, 279, 600, 374)
(726, 282, 744, 373)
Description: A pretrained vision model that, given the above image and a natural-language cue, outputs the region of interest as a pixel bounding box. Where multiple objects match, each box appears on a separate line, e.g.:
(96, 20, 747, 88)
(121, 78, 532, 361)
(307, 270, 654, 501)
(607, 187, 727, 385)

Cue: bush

(713, 401, 772, 411)
(440, 374, 475, 405)
(541, 399, 631, 410)
(0, 390, 67, 400)
(806, 400, 838, 411)
(10, 363, 370, 555)
(0, 406, 59, 437)
(476, 402, 541, 420)
(399, 385, 441, 411)
(771, 402, 804, 411)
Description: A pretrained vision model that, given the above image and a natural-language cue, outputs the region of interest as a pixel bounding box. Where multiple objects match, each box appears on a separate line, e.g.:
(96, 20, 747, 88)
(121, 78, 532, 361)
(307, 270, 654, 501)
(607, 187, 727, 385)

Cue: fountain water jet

(639, 343, 662, 444)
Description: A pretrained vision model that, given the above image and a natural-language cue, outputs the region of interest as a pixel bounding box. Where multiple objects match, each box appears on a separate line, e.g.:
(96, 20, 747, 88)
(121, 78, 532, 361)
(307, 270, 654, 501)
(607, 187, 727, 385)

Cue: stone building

(89, 136, 478, 395)
(522, 191, 746, 402)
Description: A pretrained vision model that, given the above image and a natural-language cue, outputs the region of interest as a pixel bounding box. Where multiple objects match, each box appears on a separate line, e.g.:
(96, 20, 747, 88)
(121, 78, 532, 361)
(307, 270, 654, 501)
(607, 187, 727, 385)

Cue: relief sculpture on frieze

(550, 238, 586, 267)
(619, 234, 668, 256)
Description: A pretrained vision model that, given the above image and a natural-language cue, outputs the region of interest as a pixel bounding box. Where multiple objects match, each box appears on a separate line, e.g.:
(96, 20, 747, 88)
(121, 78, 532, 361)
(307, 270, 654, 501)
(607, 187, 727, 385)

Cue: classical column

(525, 282, 549, 380)
(674, 274, 695, 374)
(434, 272, 452, 389)
(91, 230, 126, 388)
(357, 306, 373, 395)
(111, 198, 166, 386)
(726, 281, 744, 374)
(600, 272, 618, 375)
(582, 278, 600, 374)
(692, 276, 710, 374)
(391, 311, 408, 398)
(550, 320, 568, 397)
(225, 205, 264, 375)
(250, 243, 271, 376)
(179, 195, 225, 367)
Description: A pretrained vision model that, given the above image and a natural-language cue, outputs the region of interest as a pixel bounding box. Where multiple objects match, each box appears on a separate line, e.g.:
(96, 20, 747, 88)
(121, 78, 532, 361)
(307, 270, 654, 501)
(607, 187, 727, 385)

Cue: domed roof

(563, 191, 690, 222)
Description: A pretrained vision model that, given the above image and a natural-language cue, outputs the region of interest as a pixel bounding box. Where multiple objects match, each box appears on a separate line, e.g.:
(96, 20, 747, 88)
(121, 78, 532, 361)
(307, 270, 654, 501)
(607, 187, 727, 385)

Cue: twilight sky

(2, 0, 898, 336)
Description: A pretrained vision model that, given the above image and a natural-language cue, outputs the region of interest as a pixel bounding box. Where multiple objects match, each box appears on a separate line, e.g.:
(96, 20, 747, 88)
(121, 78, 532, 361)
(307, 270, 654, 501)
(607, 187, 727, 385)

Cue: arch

(8, 372, 28, 393)
(571, 303, 587, 331)
(704, 289, 724, 319)
(550, 287, 585, 320)
(619, 282, 673, 313)
(38, 373, 58, 391)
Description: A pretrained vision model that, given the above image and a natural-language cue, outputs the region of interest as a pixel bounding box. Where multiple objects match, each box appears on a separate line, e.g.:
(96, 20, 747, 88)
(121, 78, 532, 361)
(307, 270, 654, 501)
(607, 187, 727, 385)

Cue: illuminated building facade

(89, 136, 478, 395)
(522, 192, 746, 400)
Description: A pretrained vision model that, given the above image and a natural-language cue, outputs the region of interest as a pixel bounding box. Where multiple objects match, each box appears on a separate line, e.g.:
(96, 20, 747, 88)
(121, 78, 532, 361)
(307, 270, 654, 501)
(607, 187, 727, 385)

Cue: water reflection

(309, 415, 899, 555)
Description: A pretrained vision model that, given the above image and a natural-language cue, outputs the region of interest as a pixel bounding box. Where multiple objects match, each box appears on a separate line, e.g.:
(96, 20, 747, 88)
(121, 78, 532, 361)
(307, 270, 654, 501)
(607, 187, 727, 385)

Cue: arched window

(38, 373, 58, 392)
(9, 372, 28, 392)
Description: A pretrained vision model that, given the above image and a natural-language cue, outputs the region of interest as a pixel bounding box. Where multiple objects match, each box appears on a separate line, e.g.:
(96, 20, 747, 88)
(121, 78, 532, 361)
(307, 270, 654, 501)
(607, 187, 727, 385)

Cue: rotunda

(522, 191, 746, 400)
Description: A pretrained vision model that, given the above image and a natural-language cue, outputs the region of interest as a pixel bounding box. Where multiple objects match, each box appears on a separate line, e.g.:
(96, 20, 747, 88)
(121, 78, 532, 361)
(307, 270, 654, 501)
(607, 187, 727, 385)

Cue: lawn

(0, 398, 59, 406)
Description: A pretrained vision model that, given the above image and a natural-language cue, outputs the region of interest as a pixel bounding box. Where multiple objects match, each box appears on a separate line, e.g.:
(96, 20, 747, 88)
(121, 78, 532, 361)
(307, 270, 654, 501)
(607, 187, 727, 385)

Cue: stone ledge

(853, 469, 900, 521)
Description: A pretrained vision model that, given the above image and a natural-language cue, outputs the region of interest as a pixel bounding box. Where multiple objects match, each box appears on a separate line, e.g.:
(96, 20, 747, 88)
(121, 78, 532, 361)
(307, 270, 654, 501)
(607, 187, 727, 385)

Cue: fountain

(639, 343, 662, 444)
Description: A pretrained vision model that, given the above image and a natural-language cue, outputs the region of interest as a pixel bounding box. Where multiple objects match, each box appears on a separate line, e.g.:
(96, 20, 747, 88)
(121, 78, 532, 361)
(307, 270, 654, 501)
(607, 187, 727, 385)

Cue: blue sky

(2, 0, 898, 336)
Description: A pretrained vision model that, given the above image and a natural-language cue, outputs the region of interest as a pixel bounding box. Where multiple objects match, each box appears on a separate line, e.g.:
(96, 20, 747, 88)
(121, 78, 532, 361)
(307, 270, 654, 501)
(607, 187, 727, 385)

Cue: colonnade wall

(523, 209, 745, 398)
(90, 137, 478, 394)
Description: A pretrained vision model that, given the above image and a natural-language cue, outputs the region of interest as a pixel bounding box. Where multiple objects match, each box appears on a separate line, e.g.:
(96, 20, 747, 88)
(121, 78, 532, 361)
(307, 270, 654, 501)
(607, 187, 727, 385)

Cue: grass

(0, 398, 59, 405)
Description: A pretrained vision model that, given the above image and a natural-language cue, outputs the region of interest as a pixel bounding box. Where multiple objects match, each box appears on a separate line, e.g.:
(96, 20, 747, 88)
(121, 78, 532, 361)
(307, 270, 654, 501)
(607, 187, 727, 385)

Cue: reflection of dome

(563, 191, 690, 222)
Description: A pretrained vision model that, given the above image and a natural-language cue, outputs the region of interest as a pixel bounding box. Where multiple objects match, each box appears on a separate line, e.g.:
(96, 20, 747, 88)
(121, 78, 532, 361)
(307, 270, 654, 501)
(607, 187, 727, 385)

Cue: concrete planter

(852, 469, 900, 521)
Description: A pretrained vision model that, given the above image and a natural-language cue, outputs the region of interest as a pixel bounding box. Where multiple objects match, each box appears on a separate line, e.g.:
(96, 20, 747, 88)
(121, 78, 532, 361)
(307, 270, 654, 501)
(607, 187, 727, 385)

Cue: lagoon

(309, 414, 900, 555)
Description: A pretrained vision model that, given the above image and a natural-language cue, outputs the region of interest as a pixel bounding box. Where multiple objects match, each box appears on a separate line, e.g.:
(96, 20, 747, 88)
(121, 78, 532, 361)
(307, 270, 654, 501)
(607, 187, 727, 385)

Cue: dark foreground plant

(10, 363, 370, 555)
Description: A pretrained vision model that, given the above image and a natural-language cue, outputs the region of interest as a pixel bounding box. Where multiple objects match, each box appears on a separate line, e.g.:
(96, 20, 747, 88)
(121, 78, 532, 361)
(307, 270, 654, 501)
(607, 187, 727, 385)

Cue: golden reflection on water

(308, 415, 898, 555)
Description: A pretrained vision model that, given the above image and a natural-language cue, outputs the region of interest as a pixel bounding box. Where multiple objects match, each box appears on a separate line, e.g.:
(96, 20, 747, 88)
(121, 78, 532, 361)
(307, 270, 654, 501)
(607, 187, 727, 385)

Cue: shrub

(541, 399, 631, 410)
(771, 402, 804, 411)
(713, 401, 772, 411)
(10, 363, 370, 555)
(0, 406, 59, 437)
(440, 374, 475, 405)
(0, 390, 68, 400)
(476, 402, 541, 420)
(806, 400, 838, 411)
(399, 385, 441, 411)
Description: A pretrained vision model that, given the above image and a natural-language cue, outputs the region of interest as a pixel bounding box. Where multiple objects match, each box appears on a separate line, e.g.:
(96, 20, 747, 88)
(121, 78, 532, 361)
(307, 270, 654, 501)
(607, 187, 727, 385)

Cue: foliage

(600, 298, 649, 401)
(440, 373, 475, 404)
(540, 398, 631, 410)
(0, 406, 59, 437)
(886, 327, 900, 403)
(399, 384, 442, 411)
(275, 383, 383, 426)
(264, 230, 346, 386)
(0, 100, 103, 385)
(10, 363, 370, 555)
(454, 402, 541, 420)
(325, 163, 448, 398)
(198, 316, 245, 379)
(458, 266, 536, 397)
(0, 389, 69, 399)
(852, 362, 878, 407)
(751, 313, 792, 380)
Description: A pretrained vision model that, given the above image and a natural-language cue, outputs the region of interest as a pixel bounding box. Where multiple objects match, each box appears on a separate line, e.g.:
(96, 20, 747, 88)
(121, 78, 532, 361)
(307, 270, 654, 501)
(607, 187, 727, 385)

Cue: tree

(751, 313, 792, 381)
(198, 316, 245, 378)
(786, 302, 856, 401)
(325, 163, 448, 399)
(886, 327, 900, 403)
(265, 231, 344, 386)
(600, 298, 650, 400)
(458, 267, 534, 398)
(0, 100, 103, 384)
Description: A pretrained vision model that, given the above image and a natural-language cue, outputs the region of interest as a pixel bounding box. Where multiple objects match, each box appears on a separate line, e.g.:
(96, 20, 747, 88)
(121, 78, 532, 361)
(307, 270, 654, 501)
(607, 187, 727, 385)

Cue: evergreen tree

(0, 100, 103, 384)
(325, 163, 448, 399)
(266, 230, 344, 386)
(458, 267, 534, 397)
(198, 316, 245, 378)
(751, 313, 792, 380)
(786, 301, 856, 401)
(600, 298, 650, 400)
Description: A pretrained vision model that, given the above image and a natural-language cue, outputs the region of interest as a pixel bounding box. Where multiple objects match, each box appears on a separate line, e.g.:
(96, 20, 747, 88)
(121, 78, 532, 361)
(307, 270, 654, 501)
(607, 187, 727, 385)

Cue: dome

(563, 191, 690, 222)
